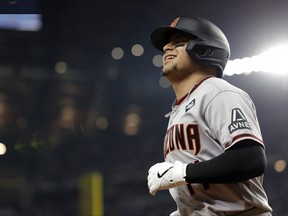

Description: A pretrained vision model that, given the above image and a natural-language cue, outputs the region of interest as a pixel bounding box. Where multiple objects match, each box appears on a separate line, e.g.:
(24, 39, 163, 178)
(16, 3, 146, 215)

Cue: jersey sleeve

(204, 90, 264, 150)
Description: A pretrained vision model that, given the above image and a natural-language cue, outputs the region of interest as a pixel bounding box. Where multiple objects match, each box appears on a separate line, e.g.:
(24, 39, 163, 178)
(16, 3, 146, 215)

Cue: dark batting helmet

(150, 16, 230, 77)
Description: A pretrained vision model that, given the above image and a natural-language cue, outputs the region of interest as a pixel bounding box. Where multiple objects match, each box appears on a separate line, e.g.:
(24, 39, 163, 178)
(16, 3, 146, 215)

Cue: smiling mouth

(164, 55, 176, 63)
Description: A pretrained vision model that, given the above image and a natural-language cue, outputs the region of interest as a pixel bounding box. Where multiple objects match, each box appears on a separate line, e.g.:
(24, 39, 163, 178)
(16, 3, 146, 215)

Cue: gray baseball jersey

(164, 77, 272, 215)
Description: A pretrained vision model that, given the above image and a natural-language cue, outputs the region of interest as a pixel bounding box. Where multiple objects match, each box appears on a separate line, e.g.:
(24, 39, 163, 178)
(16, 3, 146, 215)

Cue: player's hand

(147, 161, 187, 196)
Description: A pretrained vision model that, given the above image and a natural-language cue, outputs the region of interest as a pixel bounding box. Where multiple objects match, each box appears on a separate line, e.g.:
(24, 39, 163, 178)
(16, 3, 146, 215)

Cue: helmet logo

(170, 17, 180, 27)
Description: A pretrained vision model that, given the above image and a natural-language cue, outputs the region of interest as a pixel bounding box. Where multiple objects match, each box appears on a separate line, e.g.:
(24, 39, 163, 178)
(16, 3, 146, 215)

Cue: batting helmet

(150, 16, 230, 77)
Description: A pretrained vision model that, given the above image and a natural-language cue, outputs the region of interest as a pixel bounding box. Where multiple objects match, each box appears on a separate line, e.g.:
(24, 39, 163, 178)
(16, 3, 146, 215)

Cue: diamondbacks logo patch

(228, 108, 251, 134)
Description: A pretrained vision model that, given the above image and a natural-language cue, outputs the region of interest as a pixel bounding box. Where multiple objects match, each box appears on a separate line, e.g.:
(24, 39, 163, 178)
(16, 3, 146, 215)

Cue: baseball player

(147, 16, 273, 216)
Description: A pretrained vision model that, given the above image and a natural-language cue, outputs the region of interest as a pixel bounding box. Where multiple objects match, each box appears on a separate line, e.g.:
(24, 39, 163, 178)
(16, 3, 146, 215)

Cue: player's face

(162, 33, 196, 81)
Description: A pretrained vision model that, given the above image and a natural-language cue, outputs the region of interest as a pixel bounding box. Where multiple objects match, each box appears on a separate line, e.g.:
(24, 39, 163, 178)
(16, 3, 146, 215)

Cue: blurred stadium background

(0, 0, 287, 215)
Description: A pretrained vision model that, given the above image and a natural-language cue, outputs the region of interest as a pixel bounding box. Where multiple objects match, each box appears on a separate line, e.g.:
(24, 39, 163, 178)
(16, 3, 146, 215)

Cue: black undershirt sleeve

(185, 139, 267, 184)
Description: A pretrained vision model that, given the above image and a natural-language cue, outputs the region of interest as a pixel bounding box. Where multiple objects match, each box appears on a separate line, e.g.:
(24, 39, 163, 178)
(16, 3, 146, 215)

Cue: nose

(163, 42, 174, 52)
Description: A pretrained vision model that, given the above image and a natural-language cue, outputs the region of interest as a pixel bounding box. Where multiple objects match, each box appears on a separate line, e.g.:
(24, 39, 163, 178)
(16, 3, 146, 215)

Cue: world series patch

(228, 108, 252, 134)
(185, 98, 195, 112)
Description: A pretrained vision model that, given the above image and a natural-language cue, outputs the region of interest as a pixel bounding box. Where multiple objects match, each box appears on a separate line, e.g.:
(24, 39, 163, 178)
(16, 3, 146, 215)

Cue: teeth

(166, 55, 174, 60)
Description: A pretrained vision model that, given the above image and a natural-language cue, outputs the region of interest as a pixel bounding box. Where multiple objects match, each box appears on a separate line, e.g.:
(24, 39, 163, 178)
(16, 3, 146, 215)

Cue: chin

(162, 65, 177, 77)
(161, 71, 168, 76)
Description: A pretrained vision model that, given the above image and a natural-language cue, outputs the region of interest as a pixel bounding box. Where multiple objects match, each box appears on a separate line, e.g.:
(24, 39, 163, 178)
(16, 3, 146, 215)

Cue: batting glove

(147, 161, 187, 196)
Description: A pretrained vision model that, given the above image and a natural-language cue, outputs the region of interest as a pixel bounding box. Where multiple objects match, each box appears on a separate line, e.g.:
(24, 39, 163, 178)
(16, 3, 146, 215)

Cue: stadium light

(224, 44, 288, 76)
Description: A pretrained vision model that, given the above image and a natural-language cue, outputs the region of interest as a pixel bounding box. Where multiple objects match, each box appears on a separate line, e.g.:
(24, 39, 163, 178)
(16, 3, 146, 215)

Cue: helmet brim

(150, 26, 199, 52)
(150, 27, 183, 52)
